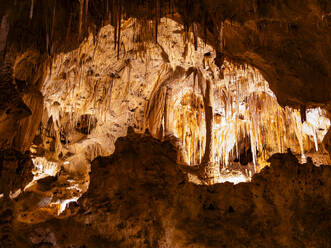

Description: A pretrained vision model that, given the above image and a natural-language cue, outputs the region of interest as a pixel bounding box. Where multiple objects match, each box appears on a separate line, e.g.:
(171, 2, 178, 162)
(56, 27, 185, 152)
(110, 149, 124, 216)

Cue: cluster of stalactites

(170, 62, 330, 175)
(82, 0, 176, 56)
(74, 0, 217, 59)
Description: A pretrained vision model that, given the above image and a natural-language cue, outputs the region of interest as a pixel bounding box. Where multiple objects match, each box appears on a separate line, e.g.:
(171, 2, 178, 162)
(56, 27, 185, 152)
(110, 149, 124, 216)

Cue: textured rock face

(324, 128, 331, 158)
(0, 16, 330, 227)
(0, 1, 330, 247)
(0, 150, 33, 195)
(35, 16, 329, 183)
(11, 130, 331, 248)
(0, 150, 33, 248)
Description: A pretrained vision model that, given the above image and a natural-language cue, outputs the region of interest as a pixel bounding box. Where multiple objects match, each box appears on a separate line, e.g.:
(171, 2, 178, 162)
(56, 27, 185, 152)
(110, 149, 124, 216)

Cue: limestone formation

(0, 1, 330, 247)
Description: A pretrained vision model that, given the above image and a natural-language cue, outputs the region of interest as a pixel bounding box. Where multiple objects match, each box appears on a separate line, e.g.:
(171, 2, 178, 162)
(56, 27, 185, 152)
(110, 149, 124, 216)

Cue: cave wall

(0, 1, 330, 247)
(0, 0, 330, 193)
(26, 17, 330, 191)
(1, 0, 330, 171)
(0, 12, 330, 236)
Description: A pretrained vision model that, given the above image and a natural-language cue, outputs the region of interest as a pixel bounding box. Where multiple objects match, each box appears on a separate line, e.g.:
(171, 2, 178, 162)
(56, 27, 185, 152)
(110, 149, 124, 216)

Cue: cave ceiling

(0, 0, 330, 110)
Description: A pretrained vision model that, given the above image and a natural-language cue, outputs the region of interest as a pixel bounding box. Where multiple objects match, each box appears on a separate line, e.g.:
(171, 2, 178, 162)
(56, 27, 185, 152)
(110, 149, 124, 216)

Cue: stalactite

(50, 0, 57, 56)
(78, 0, 84, 39)
(117, 1, 121, 59)
(85, 0, 89, 24)
(113, 0, 118, 51)
(292, 109, 306, 162)
(163, 87, 169, 137)
(29, 0, 34, 19)
(65, 12, 73, 43)
(300, 105, 306, 122)
(219, 21, 224, 52)
(155, 0, 159, 43)
(46, 33, 49, 55)
(313, 129, 318, 151)
(193, 23, 198, 50)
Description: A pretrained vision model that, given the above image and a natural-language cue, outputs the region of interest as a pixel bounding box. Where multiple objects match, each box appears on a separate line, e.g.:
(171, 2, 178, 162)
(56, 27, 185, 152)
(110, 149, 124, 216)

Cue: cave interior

(0, 0, 331, 247)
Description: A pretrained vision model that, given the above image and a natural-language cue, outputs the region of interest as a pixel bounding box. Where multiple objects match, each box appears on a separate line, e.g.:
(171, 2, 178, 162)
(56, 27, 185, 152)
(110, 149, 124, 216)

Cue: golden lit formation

(1, 1, 331, 247)
(9, 18, 328, 221)
(170, 61, 330, 183)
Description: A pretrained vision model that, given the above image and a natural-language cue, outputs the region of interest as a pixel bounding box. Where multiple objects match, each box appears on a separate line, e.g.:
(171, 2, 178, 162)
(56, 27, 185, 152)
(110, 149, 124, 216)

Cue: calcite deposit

(37, 18, 330, 186)
(0, 0, 331, 247)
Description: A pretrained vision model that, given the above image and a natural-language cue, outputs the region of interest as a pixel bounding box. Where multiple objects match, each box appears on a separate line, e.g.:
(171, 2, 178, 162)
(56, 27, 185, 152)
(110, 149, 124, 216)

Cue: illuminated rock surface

(0, 1, 331, 247)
